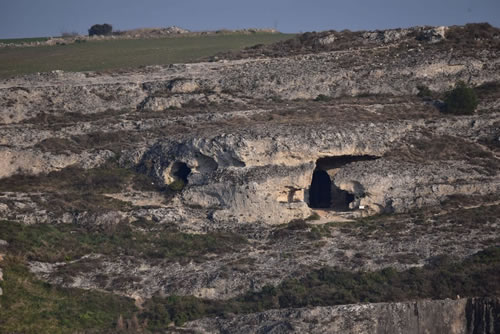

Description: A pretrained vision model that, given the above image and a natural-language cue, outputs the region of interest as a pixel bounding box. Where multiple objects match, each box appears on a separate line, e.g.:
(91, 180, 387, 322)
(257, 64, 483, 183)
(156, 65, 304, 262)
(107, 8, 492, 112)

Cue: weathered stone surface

(0, 147, 114, 178)
(317, 34, 336, 45)
(135, 113, 499, 224)
(186, 298, 500, 334)
(0, 25, 499, 329)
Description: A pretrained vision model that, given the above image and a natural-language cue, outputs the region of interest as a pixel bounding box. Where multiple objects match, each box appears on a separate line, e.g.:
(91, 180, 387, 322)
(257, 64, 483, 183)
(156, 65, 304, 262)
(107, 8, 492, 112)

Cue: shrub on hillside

(314, 94, 333, 102)
(88, 24, 113, 36)
(446, 23, 498, 42)
(416, 84, 432, 98)
(168, 179, 185, 192)
(443, 81, 479, 115)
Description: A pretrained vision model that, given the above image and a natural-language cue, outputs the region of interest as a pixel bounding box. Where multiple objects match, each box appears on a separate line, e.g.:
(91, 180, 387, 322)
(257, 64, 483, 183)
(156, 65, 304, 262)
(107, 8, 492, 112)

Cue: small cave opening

(309, 169, 332, 208)
(171, 162, 191, 184)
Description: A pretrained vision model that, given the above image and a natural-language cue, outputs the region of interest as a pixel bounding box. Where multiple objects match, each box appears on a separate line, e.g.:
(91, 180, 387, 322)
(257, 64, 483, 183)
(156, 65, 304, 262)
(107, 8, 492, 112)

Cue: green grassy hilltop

(0, 32, 294, 78)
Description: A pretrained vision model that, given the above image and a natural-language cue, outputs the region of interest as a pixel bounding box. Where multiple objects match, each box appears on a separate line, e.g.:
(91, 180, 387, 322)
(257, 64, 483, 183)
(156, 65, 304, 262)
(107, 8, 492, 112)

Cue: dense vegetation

(0, 257, 136, 334)
(0, 220, 247, 263)
(443, 81, 479, 115)
(88, 23, 113, 37)
(416, 84, 433, 98)
(0, 162, 154, 194)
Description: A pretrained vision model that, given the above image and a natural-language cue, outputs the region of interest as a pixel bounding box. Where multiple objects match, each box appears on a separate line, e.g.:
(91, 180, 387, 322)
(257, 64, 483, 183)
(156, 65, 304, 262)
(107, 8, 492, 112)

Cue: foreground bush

(443, 81, 478, 115)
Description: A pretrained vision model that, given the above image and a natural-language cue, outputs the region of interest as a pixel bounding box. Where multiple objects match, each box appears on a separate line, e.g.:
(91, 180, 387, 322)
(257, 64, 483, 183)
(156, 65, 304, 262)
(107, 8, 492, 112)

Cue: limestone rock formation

(0, 24, 499, 332)
(187, 298, 500, 334)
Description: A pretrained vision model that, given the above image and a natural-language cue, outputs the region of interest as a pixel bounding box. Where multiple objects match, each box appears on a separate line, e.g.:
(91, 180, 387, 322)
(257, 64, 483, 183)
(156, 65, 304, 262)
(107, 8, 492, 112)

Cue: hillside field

(0, 32, 294, 78)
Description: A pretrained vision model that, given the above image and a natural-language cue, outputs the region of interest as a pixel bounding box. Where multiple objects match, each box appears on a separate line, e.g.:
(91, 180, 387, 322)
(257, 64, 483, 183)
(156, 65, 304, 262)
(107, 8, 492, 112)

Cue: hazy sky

(1, 0, 499, 38)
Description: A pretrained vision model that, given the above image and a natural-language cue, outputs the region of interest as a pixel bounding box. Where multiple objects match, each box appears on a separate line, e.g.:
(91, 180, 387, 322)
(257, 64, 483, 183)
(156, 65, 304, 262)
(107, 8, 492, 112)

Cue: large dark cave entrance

(309, 170, 332, 208)
(308, 155, 379, 211)
(308, 169, 354, 210)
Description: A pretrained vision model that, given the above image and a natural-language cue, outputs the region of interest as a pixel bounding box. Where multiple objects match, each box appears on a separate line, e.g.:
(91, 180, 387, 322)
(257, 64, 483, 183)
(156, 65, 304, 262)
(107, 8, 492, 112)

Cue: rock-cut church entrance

(307, 155, 378, 211)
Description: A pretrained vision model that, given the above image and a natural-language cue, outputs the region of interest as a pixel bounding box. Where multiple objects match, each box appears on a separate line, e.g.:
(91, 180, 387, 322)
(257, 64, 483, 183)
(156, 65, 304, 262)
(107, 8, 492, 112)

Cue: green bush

(443, 81, 478, 115)
(306, 212, 321, 221)
(168, 179, 185, 192)
(314, 94, 332, 102)
(88, 24, 113, 37)
(286, 219, 308, 230)
(416, 84, 432, 98)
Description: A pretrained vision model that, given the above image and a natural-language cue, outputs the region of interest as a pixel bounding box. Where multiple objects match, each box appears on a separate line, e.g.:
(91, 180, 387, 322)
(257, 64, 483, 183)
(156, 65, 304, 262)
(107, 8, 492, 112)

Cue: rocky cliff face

(0, 24, 499, 332)
(135, 112, 499, 225)
(187, 298, 500, 334)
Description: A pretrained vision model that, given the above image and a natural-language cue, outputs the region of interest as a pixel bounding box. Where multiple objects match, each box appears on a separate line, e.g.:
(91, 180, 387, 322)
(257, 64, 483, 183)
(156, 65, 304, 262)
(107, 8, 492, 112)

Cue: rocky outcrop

(1, 101, 498, 225)
(135, 113, 500, 224)
(187, 298, 500, 334)
(416, 26, 448, 43)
